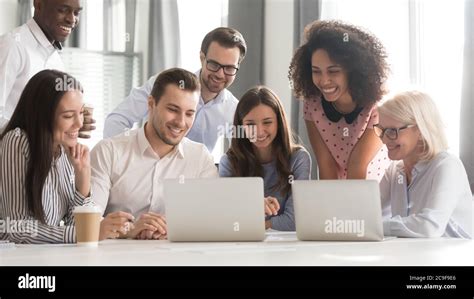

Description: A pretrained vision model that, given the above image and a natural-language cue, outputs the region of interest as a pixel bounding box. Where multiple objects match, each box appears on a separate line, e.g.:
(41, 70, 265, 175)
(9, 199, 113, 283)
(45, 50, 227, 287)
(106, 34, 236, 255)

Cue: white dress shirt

(0, 19, 64, 129)
(380, 151, 472, 238)
(103, 70, 238, 153)
(90, 125, 219, 219)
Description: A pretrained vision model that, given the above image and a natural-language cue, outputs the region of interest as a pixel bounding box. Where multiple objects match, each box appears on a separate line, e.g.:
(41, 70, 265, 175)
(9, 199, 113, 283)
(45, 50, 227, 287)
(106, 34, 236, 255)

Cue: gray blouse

(380, 151, 472, 238)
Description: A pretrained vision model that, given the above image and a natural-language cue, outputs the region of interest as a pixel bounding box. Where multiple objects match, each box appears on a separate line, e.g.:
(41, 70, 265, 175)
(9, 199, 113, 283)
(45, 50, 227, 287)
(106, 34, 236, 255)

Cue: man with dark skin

(0, 0, 95, 136)
(34, 0, 82, 44)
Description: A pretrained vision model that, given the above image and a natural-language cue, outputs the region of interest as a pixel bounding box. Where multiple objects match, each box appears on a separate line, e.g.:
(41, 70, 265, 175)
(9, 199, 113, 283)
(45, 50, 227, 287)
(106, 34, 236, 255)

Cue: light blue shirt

(380, 151, 472, 238)
(219, 148, 312, 231)
(103, 70, 238, 153)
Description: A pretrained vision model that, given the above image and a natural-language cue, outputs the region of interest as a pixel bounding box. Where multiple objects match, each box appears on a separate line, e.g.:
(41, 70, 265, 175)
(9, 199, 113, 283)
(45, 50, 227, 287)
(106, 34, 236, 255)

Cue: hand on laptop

(126, 212, 167, 239)
(264, 196, 280, 216)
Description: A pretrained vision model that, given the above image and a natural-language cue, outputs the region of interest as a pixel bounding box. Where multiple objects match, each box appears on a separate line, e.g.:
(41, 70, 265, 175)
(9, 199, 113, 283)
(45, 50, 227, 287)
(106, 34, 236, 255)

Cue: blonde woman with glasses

(375, 90, 471, 238)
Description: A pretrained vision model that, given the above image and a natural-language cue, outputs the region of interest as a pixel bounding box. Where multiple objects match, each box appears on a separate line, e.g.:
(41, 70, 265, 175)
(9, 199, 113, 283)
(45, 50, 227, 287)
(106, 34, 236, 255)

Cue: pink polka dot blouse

(303, 97, 390, 181)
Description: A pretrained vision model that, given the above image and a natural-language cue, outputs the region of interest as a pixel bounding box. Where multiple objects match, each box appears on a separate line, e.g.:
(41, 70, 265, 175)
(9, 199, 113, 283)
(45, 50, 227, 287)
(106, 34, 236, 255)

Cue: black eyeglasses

(205, 58, 239, 76)
(373, 124, 416, 140)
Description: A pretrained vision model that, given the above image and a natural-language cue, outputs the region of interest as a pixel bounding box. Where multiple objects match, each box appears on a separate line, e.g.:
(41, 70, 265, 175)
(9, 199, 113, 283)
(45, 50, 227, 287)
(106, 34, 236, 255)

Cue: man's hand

(79, 107, 96, 138)
(137, 230, 168, 240)
(99, 211, 135, 240)
(127, 212, 166, 239)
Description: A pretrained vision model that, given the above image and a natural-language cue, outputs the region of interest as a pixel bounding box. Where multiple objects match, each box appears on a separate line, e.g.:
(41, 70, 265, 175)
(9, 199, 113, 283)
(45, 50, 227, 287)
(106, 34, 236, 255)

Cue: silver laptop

(163, 177, 266, 242)
(293, 180, 385, 241)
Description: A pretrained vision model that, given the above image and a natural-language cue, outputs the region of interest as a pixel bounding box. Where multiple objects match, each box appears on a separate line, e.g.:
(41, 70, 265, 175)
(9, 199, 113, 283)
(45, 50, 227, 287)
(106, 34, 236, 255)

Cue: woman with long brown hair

(219, 86, 311, 231)
(0, 69, 132, 243)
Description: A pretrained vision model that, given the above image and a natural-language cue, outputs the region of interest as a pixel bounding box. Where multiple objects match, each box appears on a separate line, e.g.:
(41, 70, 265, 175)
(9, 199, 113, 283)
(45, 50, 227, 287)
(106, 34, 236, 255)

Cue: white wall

(263, 0, 294, 123)
(0, 0, 18, 35)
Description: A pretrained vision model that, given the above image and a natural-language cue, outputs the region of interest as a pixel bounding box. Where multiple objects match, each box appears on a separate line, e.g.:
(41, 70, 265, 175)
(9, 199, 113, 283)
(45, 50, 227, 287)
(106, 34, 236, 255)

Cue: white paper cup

(73, 205, 101, 247)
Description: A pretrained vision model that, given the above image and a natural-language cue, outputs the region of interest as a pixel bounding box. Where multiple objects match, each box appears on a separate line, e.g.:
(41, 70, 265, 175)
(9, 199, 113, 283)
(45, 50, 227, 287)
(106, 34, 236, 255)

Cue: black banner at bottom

(0, 266, 473, 298)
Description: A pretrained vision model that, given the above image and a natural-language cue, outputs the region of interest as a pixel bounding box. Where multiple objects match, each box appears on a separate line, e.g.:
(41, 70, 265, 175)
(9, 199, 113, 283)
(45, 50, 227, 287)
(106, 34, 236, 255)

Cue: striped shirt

(0, 128, 91, 244)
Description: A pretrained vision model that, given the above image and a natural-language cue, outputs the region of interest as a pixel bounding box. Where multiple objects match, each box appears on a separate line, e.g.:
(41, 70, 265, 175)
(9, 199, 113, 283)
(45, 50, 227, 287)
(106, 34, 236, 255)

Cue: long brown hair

(1, 69, 83, 224)
(226, 86, 301, 196)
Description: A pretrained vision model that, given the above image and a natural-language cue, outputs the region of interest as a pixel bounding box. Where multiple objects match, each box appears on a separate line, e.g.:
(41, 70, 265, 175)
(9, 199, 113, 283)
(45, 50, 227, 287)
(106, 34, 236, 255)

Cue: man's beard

(152, 122, 182, 146)
(202, 74, 226, 94)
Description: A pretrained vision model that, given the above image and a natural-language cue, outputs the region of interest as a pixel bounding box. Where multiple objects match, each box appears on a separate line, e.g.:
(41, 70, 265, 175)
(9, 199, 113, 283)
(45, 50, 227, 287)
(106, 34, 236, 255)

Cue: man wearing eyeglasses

(104, 27, 247, 154)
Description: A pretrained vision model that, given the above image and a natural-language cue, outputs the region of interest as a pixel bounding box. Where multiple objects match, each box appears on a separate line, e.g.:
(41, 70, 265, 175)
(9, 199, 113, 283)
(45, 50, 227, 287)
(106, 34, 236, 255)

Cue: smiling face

(378, 112, 422, 163)
(242, 104, 278, 152)
(147, 84, 199, 147)
(34, 0, 82, 43)
(311, 49, 352, 103)
(53, 90, 84, 149)
(200, 41, 240, 95)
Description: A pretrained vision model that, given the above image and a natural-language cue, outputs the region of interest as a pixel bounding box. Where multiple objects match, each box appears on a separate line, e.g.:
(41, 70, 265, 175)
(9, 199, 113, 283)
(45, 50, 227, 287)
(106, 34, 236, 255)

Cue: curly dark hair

(289, 20, 389, 107)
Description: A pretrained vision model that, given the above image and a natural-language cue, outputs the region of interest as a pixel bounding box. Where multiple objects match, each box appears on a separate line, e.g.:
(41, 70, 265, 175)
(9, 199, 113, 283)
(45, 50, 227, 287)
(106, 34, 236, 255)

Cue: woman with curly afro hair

(289, 20, 391, 180)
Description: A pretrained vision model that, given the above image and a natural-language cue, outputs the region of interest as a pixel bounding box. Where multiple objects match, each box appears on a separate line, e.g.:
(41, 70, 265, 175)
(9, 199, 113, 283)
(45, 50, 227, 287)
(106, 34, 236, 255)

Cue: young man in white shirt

(90, 68, 218, 240)
(103, 27, 247, 153)
(0, 0, 95, 136)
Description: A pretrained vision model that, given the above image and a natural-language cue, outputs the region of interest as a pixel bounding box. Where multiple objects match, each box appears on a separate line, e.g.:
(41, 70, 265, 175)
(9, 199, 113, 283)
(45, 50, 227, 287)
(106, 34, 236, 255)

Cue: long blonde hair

(378, 90, 448, 161)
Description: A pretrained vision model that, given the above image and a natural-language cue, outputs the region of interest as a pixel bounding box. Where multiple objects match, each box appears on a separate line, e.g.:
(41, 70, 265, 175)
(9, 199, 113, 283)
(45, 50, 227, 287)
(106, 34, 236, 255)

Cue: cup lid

(73, 205, 101, 213)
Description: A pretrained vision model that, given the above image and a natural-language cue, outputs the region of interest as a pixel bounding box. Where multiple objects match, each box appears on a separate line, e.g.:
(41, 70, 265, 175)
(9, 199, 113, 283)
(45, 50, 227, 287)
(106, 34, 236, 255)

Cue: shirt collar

(137, 125, 150, 154)
(53, 40, 63, 50)
(395, 161, 405, 173)
(27, 18, 63, 51)
(396, 158, 430, 178)
(174, 140, 185, 159)
(321, 97, 363, 124)
(138, 124, 185, 159)
(52, 145, 66, 166)
(412, 159, 430, 175)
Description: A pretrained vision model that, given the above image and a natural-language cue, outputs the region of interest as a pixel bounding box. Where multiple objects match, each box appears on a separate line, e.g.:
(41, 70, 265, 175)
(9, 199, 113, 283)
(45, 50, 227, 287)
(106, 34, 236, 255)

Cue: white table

(1, 232, 473, 266)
